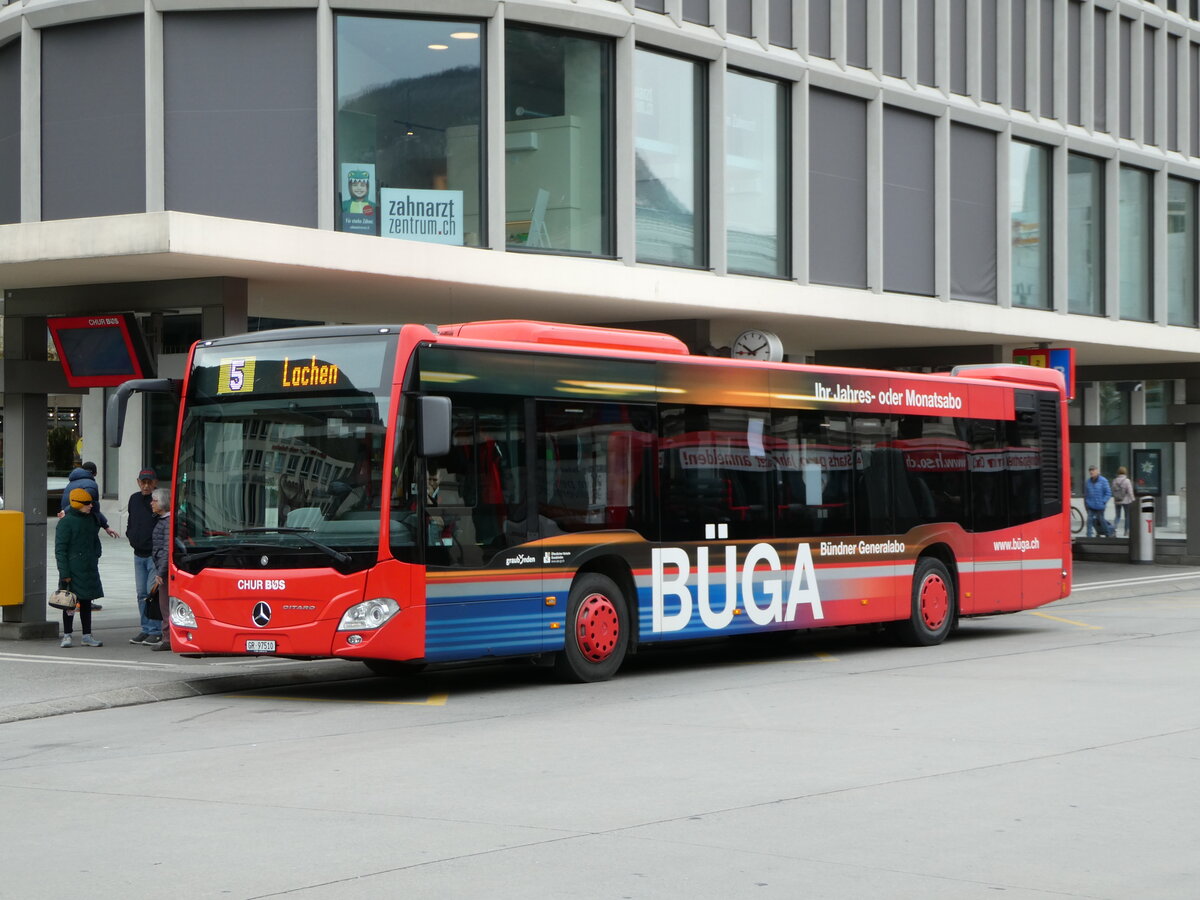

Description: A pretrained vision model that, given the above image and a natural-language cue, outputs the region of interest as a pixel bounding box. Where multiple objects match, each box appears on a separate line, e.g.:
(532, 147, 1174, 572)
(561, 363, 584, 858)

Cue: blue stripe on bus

(424, 603, 546, 660)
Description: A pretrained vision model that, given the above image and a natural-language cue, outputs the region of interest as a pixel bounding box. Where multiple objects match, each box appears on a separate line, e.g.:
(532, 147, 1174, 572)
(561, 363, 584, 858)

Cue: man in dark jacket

(127, 468, 164, 645)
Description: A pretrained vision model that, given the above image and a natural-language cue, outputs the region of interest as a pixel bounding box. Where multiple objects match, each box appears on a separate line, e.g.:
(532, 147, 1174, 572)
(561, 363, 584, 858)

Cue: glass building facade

(4, 0, 1200, 548)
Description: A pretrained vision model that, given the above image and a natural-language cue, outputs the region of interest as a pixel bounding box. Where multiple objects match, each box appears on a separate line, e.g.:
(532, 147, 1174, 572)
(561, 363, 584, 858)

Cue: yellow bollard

(0, 511, 25, 606)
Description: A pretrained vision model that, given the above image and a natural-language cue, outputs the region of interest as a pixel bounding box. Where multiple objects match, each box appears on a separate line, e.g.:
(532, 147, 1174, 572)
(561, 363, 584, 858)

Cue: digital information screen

(47, 314, 154, 388)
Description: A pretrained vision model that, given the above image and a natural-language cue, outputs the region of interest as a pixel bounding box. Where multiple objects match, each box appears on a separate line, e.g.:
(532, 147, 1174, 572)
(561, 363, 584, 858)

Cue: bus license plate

(246, 640, 276, 653)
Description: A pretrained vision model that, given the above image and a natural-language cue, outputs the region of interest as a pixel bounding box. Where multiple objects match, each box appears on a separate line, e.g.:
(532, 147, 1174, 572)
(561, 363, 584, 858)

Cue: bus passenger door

(969, 419, 1023, 613)
(1012, 395, 1063, 610)
(537, 399, 658, 644)
(850, 417, 902, 622)
(419, 395, 547, 660)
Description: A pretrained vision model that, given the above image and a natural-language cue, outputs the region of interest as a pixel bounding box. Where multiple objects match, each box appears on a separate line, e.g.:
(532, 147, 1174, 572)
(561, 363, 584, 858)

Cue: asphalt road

(0, 559, 1196, 898)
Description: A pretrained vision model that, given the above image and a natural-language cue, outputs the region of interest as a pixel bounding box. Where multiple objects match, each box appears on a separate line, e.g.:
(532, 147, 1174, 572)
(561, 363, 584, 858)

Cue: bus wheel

(895, 558, 955, 647)
(363, 659, 426, 677)
(555, 573, 629, 683)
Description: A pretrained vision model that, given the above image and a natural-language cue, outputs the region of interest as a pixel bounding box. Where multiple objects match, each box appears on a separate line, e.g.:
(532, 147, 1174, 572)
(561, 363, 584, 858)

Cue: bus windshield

(175, 335, 395, 572)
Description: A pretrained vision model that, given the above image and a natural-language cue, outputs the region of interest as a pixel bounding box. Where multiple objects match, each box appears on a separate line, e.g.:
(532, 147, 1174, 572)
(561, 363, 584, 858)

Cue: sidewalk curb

(0, 665, 372, 725)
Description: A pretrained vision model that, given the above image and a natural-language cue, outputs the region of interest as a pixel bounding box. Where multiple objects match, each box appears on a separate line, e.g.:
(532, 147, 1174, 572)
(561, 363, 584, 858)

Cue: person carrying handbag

(55, 488, 105, 648)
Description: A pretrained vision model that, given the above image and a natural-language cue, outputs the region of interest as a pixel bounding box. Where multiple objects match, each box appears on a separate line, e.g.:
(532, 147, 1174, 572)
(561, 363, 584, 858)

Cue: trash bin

(1129, 496, 1155, 564)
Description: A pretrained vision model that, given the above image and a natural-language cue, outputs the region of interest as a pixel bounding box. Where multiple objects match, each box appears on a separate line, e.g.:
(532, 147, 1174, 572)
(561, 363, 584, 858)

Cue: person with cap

(126, 468, 164, 645)
(56, 462, 117, 610)
(55, 487, 105, 648)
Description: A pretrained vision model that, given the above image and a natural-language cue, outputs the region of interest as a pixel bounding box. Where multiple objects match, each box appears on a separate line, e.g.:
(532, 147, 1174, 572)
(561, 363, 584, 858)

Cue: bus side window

(660, 405, 771, 542)
(969, 419, 1009, 532)
(536, 401, 657, 537)
(772, 410, 852, 538)
(853, 416, 896, 536)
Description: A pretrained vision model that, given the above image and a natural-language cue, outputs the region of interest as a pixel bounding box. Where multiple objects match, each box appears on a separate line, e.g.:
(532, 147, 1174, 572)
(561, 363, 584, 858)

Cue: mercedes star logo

(260, 555, 269, 567)
(252, 602, 272, 628)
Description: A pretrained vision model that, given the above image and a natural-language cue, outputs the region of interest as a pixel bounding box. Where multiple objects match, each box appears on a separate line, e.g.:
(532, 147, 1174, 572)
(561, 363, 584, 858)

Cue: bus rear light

(338, 598, 399, 631)
(170, 597, 196, 628)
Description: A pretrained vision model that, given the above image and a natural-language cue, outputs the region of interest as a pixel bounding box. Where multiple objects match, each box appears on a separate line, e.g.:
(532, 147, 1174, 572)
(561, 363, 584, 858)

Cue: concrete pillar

(0, 316, 58, 639)
(200, 279, 248, 338)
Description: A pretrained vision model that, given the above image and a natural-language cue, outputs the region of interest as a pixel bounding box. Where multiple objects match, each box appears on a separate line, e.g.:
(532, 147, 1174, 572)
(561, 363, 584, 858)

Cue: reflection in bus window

(537, 401, 657, 538)
(771, 411, 852, 537)
(895, 415, 969, 531)
(660, 406, 772, 541)
(1008, 409, 1043, 526)
(853, 416, 896, 536)
(969, 419, 1009, 532)
(413, 396, 527, 567)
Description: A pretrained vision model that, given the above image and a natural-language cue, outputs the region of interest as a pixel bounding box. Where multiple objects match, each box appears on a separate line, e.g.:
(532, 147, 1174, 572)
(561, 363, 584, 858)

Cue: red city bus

(108, 320, 1071, 682)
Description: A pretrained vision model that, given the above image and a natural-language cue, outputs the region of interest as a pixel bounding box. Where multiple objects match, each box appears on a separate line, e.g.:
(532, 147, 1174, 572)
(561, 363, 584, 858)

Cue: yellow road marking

(1028, 611, 1102, 630)
(228, 692, 449, 706)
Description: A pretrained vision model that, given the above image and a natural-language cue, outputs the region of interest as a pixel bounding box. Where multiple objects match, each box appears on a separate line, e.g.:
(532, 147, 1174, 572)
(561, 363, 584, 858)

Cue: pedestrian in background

(55, 488, 105, 648)
(1084, 465, 1114, 538)
(150, 487, 173, 652)
(126, 468, 164, 645)
(1111, 466, 1136, 537)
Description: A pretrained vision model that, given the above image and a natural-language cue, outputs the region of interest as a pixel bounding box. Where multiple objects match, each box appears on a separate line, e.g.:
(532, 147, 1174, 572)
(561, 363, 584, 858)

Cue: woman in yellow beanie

(54, 487, 105, 647)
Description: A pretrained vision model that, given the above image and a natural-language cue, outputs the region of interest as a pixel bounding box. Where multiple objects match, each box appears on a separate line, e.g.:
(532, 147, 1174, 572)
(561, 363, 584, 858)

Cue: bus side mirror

(106, 378, 182, 448)
(417, 395, 452, 458)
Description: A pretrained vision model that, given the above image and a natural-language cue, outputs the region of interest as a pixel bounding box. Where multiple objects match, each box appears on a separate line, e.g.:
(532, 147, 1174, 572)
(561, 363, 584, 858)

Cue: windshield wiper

(174, 540, 285, 564)
(229, 527, 352, 564)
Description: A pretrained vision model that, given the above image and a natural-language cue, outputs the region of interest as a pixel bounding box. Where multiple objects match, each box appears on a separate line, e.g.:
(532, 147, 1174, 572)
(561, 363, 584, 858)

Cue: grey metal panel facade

(769, 0, 792, 49)
(981, 0, 998, 102)
(726, 0, 751, 37)
(883, 108, 934, 298)
(0, 37, 18, 225)
(883, 1, 902, 77)
(950, 124, 997, 304)
(40, 16, 145, 221)
(808, 88, 866, 289)
(1013, 0, 1028, 110)
(809, 0, 831, 59)
(164, 10, 317, 227)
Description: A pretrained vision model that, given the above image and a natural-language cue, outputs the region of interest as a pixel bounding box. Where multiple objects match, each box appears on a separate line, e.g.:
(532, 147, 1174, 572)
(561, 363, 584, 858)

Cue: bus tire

(895, 557, 955, 647)
(363, 659, 426, 677)
(555, 572, 629, 683)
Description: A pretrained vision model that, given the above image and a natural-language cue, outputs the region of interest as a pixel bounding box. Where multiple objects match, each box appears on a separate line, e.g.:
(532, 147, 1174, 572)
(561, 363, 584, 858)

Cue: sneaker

(81, 634, 103, 647)
(130, 632, 149, 644)
(152, 640, 172, 652)
(143, 634, 162, 646)
(60, 634, 72, 648)
(91, 602, 103, 611)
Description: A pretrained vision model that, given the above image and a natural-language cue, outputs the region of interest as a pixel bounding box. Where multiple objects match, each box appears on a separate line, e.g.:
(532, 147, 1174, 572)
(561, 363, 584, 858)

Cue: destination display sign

(215, 356, 344, 395)
(192, 337, 391, 399)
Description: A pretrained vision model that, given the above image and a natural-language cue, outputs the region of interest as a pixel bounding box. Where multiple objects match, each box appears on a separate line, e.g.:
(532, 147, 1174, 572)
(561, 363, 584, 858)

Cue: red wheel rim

(574, 592, 620, 663)
(919, 574, 949, 630)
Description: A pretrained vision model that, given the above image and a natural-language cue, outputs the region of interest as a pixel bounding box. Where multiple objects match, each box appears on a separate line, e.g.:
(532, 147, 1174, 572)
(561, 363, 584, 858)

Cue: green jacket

(55, 508, 104, 601)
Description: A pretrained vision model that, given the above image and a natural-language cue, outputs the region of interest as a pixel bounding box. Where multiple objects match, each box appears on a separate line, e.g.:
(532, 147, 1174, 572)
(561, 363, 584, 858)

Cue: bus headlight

(338, 598, 400, 631)
(170, 597, 196, 628)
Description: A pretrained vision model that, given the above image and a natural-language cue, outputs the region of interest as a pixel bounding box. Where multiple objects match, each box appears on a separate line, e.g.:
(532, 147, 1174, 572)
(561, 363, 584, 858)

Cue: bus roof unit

(437, 320, 691, 356)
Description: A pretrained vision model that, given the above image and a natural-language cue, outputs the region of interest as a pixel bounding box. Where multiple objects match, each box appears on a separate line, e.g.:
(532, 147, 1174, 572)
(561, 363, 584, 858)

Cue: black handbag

(48, 589, 78, 611)
(145, 593, 162, 620)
